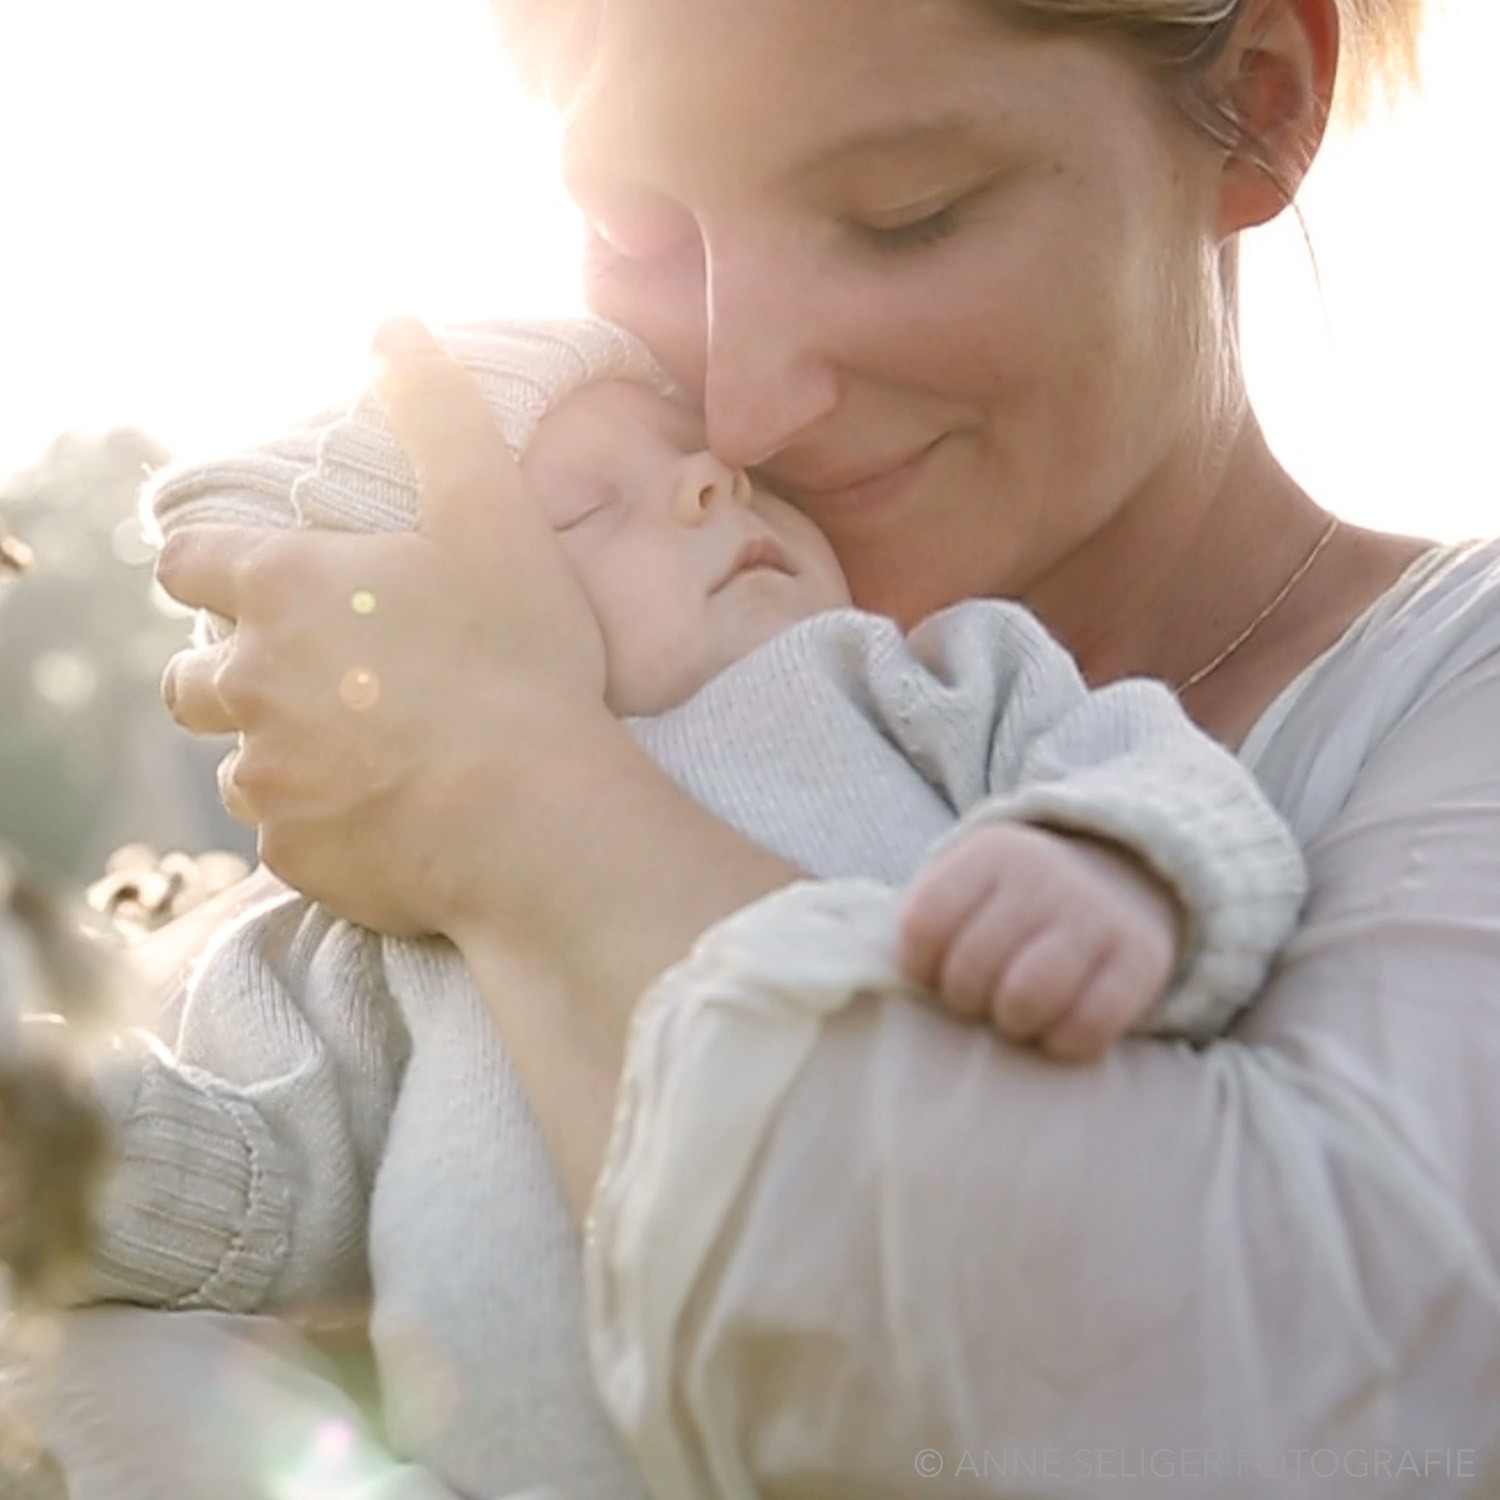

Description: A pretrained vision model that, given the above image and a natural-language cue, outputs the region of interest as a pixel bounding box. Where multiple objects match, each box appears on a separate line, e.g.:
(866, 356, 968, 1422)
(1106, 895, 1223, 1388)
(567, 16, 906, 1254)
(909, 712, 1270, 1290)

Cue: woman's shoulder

(1242, 537, 1500, 836)
(1277, 536, 1500, 705)
(1353, 534, 1500, 635)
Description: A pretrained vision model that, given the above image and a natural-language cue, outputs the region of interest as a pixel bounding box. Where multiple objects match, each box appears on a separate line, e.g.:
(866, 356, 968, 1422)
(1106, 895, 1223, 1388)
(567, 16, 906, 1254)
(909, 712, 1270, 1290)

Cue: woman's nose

(583, 224, 839, 470)
(700, 243, 840, 470)
(672, 452, 752, 524)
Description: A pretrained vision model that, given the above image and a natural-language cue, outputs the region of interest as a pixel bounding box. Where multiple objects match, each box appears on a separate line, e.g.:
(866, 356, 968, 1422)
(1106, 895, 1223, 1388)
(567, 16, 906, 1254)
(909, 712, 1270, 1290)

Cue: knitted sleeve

(82, 894, 409, 1314)
(855, 602, 1308, 1042)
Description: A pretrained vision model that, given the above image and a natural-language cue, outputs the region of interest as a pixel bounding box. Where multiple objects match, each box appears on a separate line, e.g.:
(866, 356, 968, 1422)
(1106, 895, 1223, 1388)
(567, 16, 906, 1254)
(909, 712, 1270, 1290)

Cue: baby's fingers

(1037, 953, 1156, 1064)
(899, 857, 999, 998)
(990, 929, 1102, 1042)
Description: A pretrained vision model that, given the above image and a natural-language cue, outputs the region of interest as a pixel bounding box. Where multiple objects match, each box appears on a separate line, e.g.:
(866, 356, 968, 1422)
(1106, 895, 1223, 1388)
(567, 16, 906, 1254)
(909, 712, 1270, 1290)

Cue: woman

(149, 0, 1499, 1493)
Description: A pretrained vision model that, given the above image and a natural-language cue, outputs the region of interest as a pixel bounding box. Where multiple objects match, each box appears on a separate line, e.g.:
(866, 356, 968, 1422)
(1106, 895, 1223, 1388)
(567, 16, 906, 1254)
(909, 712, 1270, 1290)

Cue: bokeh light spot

(110, 517, 155, 567)
(32, 651, 100, 711)
(339, 666, 380, 712)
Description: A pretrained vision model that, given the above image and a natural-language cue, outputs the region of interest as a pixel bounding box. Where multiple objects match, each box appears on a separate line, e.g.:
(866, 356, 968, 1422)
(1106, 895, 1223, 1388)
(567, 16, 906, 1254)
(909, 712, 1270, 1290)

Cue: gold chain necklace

(1177, 514, 1339, 693)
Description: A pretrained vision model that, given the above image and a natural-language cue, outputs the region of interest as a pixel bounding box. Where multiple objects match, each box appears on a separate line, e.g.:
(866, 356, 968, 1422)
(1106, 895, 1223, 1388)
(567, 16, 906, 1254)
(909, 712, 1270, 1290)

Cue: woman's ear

(1215, 0, 1340, 236)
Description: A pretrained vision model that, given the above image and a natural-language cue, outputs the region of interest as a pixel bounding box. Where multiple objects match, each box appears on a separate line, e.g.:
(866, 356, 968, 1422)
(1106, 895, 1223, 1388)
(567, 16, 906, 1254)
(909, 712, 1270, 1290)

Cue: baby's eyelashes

(553, 482, 625, 532)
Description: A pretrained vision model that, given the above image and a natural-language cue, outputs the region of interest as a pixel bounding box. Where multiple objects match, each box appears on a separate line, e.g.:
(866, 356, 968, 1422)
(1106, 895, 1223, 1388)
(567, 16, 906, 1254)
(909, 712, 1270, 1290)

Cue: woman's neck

(1179, 520, 1435, 748)
(1021, 416, 1432, 746)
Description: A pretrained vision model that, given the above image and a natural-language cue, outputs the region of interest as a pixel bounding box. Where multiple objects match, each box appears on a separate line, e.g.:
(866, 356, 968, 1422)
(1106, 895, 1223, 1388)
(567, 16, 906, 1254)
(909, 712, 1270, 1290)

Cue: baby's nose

(673, 452, 752, 524)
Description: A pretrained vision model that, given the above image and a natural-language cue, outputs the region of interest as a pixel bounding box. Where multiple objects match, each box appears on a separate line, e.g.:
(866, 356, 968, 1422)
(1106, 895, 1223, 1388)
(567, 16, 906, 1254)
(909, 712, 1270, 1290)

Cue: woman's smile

(769, 435, 949, 522)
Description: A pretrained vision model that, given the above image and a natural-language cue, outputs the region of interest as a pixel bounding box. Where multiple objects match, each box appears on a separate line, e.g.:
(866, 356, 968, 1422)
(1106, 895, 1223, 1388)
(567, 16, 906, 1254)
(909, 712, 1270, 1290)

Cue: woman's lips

(775, 438, 944, 517)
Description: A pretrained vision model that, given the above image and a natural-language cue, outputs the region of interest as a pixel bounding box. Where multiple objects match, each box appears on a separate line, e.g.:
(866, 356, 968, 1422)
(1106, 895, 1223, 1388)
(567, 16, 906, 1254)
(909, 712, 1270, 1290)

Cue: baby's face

(522, 381, 852, 715)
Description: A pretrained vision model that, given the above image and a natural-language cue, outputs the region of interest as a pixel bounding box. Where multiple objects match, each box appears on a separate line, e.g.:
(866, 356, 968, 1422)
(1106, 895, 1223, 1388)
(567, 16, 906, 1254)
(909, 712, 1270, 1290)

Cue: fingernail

(373, 316, 441, 364)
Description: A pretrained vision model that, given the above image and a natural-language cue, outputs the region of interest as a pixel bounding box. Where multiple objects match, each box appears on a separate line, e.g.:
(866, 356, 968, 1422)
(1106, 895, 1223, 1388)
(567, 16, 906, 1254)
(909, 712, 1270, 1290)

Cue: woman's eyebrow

(563, 112, 986, 193)
(788, 114, 987, 180)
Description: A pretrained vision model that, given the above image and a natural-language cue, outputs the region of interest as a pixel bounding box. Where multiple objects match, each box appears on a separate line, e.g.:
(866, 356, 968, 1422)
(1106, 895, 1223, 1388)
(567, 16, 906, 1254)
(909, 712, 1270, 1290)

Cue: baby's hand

(899, 823, 1181, 1063)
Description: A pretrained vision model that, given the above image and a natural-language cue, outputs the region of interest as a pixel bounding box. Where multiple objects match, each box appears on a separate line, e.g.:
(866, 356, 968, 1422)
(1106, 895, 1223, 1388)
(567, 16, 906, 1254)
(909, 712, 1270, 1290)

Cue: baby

(5, 319, 1303, 1500)
(522, 375, 1261, 1053)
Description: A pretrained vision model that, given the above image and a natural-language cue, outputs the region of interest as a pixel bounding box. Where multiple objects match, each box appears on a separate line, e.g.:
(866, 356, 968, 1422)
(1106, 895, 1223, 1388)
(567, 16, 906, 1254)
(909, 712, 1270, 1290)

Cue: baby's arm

(901, 823, 1181, 1061)
(861, 602, 1307, 1045)
(1, 890, 405, 1319)
(91, 895, 404, 1315)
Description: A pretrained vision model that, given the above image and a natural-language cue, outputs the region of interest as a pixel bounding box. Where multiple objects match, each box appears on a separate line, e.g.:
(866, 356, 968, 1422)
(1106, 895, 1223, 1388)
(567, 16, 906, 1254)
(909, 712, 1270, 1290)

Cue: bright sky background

(1, 0, 1494, 539)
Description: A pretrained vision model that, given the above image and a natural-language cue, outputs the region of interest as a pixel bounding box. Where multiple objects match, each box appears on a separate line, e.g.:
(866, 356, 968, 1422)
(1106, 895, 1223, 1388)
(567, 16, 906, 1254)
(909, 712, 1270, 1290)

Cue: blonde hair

(496, 0, 1427, 128)
(1335, 0, 1427, 115)
(993, 0, 1425, 125)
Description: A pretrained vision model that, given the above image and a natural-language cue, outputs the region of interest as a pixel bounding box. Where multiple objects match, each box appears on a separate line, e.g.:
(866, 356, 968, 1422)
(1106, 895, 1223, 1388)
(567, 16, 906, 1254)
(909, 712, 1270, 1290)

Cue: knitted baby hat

(145, 317, 678, 544)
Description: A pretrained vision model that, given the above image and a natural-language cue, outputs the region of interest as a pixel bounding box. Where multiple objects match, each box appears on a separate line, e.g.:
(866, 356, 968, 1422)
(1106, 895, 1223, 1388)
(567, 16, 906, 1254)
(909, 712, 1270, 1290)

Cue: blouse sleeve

(583, 641, 1500, 1498)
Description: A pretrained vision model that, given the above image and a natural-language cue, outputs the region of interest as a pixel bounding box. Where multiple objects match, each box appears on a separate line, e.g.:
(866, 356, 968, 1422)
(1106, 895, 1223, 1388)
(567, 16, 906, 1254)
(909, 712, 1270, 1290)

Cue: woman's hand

(159, 320, 798, 1219)
(155, 319, 609, 939)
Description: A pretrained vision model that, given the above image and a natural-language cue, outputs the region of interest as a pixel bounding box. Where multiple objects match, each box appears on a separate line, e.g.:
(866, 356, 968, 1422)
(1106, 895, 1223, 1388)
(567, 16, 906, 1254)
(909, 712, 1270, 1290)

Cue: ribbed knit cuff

(84, 1035, 293, 1311)
(951, 752, 1308, 1044)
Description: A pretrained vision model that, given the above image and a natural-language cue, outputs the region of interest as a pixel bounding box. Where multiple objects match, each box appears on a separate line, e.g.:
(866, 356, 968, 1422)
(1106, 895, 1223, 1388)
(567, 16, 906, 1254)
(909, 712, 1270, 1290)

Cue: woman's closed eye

(842, 159, 1029, 256)
(848, 197, 968, 254)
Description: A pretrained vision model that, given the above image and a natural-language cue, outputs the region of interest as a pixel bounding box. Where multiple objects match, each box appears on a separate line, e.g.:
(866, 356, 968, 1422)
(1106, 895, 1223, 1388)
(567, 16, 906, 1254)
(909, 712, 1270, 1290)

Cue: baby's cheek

(601, 633, 711, 717)
(586, 580, 687, 716)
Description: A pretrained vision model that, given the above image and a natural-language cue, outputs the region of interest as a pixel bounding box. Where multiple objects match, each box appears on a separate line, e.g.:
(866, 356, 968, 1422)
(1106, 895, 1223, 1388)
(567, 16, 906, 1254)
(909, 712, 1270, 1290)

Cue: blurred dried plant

(87, 843, 251, 940)
(0, 851, 133, 1311)
(0, 528, 33, 578)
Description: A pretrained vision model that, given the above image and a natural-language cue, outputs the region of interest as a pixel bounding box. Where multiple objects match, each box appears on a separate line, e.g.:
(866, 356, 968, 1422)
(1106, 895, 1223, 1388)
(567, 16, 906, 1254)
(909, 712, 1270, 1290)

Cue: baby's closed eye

(553, 481, 624, 532)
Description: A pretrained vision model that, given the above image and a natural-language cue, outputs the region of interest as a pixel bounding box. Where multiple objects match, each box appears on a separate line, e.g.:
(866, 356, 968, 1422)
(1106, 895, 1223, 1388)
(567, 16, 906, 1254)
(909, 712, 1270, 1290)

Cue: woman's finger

(154, 526, 267, 616)
(161, 647, 239, 735)
(373, 318, 540, 560)
(215, 743, 258, 828)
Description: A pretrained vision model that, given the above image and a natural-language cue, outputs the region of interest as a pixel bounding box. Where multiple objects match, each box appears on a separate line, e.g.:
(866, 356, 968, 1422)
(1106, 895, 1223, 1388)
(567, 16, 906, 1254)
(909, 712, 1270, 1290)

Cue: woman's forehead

(559, 0, 1045, 181)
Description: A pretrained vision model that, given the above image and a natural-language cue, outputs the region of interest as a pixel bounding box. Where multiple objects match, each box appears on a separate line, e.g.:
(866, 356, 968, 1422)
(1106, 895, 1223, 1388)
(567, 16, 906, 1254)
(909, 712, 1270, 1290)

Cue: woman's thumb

(373, 317, 528, 557)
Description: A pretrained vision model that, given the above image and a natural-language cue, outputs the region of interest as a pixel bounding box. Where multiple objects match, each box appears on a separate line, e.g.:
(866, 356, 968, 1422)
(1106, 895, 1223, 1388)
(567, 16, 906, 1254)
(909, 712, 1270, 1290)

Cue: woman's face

(564, 0, 1236, 624)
